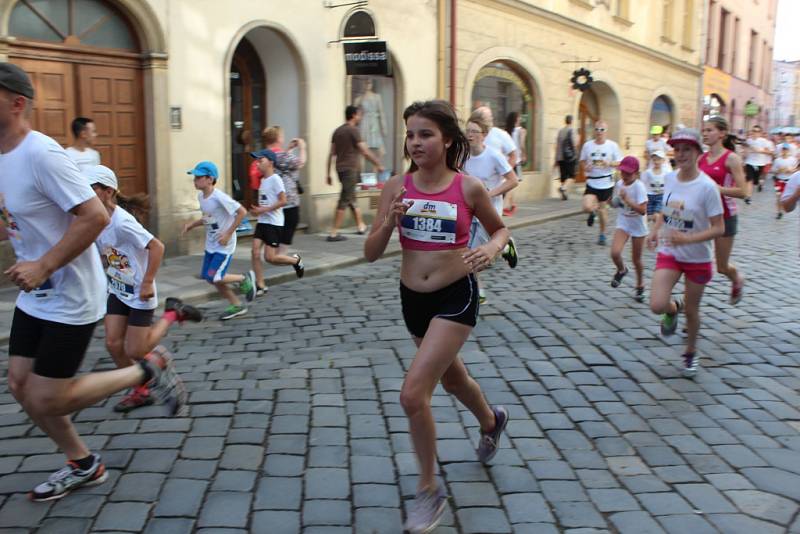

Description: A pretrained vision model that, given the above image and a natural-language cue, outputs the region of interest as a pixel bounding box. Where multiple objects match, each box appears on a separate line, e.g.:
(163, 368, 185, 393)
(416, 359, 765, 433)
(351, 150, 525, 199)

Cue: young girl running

(365, 100, 510, 534)
(648, 129, 724, 378)
(641, 150, 667, 225)
(88, 165, 203, 412)
(609, 156, 648, 302)
(772, 143, 798, 219)
(699, 116, 747, 304)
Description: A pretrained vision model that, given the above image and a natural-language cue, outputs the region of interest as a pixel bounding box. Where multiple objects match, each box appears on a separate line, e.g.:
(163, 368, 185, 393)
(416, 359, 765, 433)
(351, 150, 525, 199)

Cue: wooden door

(13, 59, 76, 147)
(78, 65, 145, 195)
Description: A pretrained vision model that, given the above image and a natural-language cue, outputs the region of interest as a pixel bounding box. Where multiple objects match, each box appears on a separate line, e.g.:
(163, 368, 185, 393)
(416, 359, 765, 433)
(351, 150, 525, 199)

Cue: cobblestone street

(0, 191, 799, 533)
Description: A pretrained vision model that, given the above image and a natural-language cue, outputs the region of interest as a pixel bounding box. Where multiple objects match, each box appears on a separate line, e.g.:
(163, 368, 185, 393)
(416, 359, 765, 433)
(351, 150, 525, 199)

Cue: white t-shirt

(485, 127, 516, 158)
(645, 138, 673, 171)
(199, 189, 241, 255)
(772, 157, 798, 180)
(65, 146, 101, 172)
(580, 139, 622, 189)
(614, 179, 649, 237)
(464, 146, 513, 215)
(780, 171, 800, 254)
(641, 168, 667, 195)
(96, 206, 157, 310)
(257, 174, 286, 226)
(745, 138, 774, 167)
(512, 127, 524, 163)
(659, 171, 724, 263)
(0, 131, 105, 325)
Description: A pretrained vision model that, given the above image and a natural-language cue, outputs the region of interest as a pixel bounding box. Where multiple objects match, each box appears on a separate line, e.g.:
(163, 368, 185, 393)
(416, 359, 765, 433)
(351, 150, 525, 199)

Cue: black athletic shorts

(584, 183, 614, 202)
(107, 293, 155, 327)
(254, 223, 282, 248)
(745, 164, 763, 183)
(558, 160, 576, 182)
(400, 274, 479, 338)
(723, 215, 738, 238)
(9, 307, 97, 379)
(281, 206, 300, 245)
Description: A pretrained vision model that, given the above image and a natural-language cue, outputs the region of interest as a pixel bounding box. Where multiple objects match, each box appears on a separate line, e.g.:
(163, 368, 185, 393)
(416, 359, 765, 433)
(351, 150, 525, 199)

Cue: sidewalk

(0, 196, 582, 342)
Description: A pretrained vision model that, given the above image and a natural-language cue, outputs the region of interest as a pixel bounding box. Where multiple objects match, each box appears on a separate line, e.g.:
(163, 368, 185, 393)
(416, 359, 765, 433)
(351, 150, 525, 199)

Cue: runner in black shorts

(579, 120, 623, 245)
(554, 115, 577, 200)
(0, 63, 186, 502)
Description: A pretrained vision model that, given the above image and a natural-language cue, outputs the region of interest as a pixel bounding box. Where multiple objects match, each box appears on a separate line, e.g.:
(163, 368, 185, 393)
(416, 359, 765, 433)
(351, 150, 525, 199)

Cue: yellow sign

(703, 67, 731, 103)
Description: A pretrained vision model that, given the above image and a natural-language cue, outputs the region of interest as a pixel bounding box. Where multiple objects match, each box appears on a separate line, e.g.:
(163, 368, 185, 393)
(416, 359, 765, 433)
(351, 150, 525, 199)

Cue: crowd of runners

(2, 60, 800, 533)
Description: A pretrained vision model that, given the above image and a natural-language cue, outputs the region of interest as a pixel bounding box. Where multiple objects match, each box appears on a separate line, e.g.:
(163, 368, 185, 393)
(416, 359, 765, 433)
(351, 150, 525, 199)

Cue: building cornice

(477, 0, 704, 76)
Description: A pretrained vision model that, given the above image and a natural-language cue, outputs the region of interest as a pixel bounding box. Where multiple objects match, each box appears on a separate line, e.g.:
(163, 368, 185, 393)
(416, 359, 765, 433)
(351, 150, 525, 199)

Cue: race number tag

(400, 199, 458, 244)
(203, 214, 220, 240)
(31, 278, 54, 299)
(106, 267, 135, 298)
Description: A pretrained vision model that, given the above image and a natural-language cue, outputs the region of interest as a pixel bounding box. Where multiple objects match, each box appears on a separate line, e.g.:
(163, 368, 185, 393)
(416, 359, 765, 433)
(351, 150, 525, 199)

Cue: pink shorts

(655, 253, 713, 285)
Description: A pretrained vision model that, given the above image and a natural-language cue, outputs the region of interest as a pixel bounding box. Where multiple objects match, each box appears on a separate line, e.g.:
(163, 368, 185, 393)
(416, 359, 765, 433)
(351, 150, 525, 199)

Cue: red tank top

(698, 150, 737, 218)
(398, 173, 472, 251)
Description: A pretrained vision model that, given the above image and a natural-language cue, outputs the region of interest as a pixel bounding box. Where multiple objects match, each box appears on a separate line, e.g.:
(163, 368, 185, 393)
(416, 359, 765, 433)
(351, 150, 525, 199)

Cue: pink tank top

(398, 173, 472, 251)
(698, 150, 737, 218)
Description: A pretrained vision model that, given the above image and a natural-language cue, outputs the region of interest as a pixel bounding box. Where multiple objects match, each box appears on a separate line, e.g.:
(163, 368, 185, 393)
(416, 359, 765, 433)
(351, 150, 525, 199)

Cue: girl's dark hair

(403, 100, 469, 172)
(95, 184, 150, 223)
(505, 112, 519, 136)
(705, 115, 737, 151)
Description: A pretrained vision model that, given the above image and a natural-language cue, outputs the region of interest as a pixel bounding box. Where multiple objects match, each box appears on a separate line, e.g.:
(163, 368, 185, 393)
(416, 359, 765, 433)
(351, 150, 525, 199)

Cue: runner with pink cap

(609, 156, 648, 301)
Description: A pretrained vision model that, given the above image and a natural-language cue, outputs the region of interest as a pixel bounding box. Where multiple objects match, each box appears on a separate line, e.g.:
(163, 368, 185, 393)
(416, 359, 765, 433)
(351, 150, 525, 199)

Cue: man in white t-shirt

(474, 106, 518, 214)
(0, 62, 186, 501)
(744, 125, 774, 199)
(249, 149, 305, 292)
(644, 125, 673, 171)
(65, 117, 101, 171)
(579, 120, 623, 245)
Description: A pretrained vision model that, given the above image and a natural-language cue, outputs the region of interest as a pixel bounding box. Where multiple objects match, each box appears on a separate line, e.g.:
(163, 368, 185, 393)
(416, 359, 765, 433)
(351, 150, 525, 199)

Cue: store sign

(744, 101, 760, 117)
(344, 41, 390, 76)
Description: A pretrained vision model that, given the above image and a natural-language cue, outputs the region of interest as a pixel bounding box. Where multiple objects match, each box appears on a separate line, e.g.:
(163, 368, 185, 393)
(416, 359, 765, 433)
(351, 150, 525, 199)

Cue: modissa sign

(343, 41, 391, 76)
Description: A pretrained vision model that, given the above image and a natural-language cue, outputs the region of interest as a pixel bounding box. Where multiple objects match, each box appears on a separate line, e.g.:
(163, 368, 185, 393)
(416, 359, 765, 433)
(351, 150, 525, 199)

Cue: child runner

(780, 168, 800, 235)
(699, 116, 747, 304)
(641, 150, 667, 225)
(249, 148, 305, 293)
(365, 100, 510, 534)
(609, 156, 648, 301)
(88, 165, 203, 412)
(772, 143, 798, 219)
(464, 112, 519, 303)
(182, 161, 256, 320)
(648, 129, 724, 378)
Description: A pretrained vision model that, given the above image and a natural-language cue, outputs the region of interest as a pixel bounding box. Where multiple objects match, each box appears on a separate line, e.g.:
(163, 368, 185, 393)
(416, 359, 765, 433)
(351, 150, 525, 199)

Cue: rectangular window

(748, 30, 758, 83)
(662, 0, 674, 41)
(706, 1, 716, 62)
(682, 0, 694, 48)
(731, 17, 739, 76)
(717, 9, 729, 69)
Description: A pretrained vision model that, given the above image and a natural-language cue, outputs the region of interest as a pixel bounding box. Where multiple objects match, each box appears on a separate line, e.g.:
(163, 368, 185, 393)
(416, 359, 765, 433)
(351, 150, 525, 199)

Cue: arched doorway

(577, 81, 620, 182)
(470, 61, 538, 170)
(7, 0, 147, 195)
(227, 26, 303, 209)
(649, 95, 675, 134)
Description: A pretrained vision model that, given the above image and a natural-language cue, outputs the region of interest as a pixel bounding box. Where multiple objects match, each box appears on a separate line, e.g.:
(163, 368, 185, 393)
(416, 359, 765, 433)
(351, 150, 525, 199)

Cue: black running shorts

(584, 184, 614, 202)
(400, 274, 479, 338)
(107, 293, 155, 327)
(254, 223, 282, 248)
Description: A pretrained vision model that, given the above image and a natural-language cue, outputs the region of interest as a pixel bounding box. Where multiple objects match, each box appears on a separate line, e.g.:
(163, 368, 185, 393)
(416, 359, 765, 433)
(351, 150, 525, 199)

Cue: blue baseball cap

(187, 161, 219, 178)
(250, 149, 278, 163)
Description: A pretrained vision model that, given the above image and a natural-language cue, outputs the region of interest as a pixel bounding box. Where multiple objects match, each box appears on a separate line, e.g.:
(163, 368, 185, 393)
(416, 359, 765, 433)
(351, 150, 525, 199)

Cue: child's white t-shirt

(96, 206, 157, 310)
(641, 168, 667, 196)
(464, 146, 513, 215)
(199, 189, 241, 255)
(257, 174, 286, 226)
(614, 179, 648, 237)
(772, 157, 798, 180)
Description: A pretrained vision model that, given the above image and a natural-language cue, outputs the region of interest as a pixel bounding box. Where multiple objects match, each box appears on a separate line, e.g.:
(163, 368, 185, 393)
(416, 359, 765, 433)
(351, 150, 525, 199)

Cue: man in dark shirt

(325, 105, 384, 241)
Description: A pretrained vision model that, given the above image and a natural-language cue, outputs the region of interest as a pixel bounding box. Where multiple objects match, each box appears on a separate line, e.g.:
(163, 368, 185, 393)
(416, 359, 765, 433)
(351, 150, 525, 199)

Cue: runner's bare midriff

(400, 248, 472, 293)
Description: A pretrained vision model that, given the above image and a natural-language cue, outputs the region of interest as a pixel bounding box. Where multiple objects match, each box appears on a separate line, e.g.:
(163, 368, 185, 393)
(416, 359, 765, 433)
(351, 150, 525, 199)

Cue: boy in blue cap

(182, 161, 256, 320)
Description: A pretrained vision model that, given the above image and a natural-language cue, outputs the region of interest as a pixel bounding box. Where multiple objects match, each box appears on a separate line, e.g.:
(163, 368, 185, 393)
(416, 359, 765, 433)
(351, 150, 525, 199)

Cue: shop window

(649, 96, 673, 133)
(347, 76, 396, 186)
(470, 61, 536, 170)
(343, 11, 376, 39)
(703, 94, 726, 122)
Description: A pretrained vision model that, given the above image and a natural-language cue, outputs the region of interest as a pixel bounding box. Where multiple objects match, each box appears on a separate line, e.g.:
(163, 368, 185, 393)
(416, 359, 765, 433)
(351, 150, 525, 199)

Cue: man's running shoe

(559, 186, 568, 201)
(634, 286, 645, 303)
(682, 352, 699, 379)
(164, 297, 203, 323)
(292, 255, 305, 278)
(611, 268, 628, 288)
(477, 406, 509, 463)
(744, 197, 752, 205)
(30, 453, 107, 501)
(256, 286, 268, 297)
(478, 287, 487, 305)
(142, 346, 188, 416)
(113, 385, 153, 413)
(240, 271, 256, 302)
(502, 238, 518, 269)
(777, 212, 783, 219)
(757, 183, 763, 192)
(220, 304, 247, 321)
(660, 299, 682, 336)
(730, 277, 745, 305)
(587, 211, 596, 226)
(598, 234, 607, 246)
(405, 484, 447, 534)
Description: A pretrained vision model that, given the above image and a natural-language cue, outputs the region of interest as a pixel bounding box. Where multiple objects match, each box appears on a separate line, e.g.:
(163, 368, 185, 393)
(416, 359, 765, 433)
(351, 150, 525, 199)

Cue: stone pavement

(0, 195, 582, 344)
(0, 189, 799, 533)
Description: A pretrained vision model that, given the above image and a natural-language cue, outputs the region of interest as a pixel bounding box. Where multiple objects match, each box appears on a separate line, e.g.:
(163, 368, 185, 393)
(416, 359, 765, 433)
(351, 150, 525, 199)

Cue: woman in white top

(647, 129, 724, 378)
(88, 165, 202, 412)
(464, 113, 519, 303)
(504, 111, 526, 213)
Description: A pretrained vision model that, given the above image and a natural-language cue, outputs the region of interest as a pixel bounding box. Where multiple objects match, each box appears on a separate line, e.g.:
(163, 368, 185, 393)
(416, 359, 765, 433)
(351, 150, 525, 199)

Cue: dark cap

(250, 148, 278, 164)
(0, 63, 34, 99)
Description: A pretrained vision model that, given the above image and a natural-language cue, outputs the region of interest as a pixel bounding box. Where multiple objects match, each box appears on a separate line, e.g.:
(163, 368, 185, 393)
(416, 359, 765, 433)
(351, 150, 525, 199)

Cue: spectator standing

(555, 115, 578, 200)
(65, 117, 100, 171)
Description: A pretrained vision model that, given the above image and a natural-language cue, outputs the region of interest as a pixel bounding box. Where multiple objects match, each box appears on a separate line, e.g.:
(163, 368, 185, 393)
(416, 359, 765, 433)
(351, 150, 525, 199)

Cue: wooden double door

(14, 58, 146, 195)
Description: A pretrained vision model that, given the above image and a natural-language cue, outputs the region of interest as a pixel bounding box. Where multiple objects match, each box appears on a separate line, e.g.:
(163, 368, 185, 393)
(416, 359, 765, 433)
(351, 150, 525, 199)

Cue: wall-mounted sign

(744, 101, 760, 117)
(169, 106, 182, 130)
(343, 41, 391, 76)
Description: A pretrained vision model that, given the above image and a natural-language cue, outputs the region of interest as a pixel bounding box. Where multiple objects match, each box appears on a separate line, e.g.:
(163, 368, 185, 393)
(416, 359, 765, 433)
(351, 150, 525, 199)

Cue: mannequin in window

(354, 78, 386, 171)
